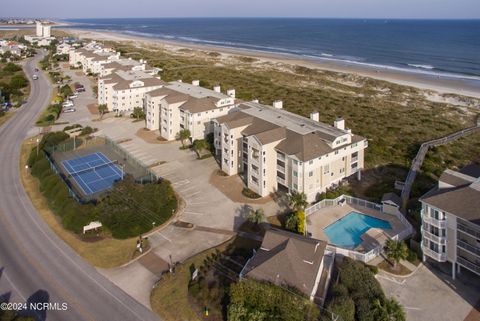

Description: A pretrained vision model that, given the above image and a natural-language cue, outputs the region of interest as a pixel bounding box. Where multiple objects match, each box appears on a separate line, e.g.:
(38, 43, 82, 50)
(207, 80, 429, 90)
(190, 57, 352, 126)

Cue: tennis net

(66, 160, 120, 177)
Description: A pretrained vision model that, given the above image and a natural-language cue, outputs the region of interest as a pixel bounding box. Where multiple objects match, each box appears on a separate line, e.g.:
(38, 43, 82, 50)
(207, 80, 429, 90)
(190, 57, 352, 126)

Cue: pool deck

(307, 204, 406, 252)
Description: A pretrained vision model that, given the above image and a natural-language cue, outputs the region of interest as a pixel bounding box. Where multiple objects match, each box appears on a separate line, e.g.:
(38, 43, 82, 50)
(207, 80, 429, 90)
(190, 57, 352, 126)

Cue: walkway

(400, 121, 480, 210)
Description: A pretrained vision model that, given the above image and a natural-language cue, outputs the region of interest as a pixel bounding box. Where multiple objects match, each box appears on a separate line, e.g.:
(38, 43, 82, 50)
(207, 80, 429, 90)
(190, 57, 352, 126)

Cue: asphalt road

(0, 52, 161, 321)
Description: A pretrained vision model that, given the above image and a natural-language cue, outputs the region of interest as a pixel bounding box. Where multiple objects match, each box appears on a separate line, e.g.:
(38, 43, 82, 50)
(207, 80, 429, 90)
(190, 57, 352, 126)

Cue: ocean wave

(83, 26, 480, 82)
(408, 64, 435, 70)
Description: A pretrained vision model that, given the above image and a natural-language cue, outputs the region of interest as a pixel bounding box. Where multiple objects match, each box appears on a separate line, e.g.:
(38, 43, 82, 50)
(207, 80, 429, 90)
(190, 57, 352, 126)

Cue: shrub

(326, 296, 355, 321)
(79, 126, 94, 136)
(3, 62, 21, 73)
(241, 187, 261, 199)
(9, 75, 28, 89)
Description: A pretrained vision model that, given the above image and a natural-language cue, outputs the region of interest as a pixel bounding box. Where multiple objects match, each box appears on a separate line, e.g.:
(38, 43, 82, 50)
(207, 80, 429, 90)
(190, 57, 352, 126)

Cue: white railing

(422, 227, 446, 245)
(276, 164, 285, 173)
(306, 195, 414, 263)
(421, 242, 447, 262)
(423, 216, 447, 229)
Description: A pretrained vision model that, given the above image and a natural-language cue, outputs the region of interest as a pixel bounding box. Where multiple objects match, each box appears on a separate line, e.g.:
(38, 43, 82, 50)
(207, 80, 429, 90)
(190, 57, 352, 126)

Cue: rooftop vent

(310, 111, 319, 122)
(213, 85, 221, 93)
(273, 100, 283, 109)
(192, 79, 200, 86)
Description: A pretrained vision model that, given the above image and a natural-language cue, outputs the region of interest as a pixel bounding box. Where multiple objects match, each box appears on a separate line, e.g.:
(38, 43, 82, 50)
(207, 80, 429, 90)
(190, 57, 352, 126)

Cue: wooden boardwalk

(400, 121, 480, 211)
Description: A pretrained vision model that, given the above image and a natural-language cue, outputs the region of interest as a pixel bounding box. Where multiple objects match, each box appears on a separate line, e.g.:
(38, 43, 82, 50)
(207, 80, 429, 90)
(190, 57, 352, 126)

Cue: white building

(213, 101, 367, 201)
(98, 69, 165, 114)
(420, 165, 480, 279)
(144, 81, 237, 141)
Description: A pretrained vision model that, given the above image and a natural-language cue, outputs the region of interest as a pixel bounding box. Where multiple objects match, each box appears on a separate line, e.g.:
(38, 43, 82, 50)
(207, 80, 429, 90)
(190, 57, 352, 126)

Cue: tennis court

(61, 152, 123, 195)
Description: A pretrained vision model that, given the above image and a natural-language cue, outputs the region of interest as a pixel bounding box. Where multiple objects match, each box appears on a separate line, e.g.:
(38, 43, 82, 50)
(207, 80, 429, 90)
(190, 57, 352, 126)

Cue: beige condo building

(98, 69, 165, 114)
(213, 101, 367, 201)
(144, 81, 237, 141)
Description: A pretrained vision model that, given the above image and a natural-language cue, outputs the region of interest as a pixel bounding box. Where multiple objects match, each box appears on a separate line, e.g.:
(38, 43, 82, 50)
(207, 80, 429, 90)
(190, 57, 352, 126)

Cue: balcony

(351, 156, 358, 163)
(458, 222, 480, 239)
(422, 211, 446, 229)
(457, 240, 480, 257)
(422, 227, 446, 245)
(277, 176, 286, 185)
(277, 164, 285, 173)
(421, 242, 447, 262)
(457, 256, 480, 275)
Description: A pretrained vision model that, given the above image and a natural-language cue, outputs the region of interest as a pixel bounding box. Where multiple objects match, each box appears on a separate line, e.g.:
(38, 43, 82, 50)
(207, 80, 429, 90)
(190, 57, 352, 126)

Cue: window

(293, 160, 298, 165)
(309, 171, 313, 177)
(293, 171, 298, 177)
(323, 164, 330, 174)
(340, 168, 345, 173)
(342, 157, 345, 161)
(293, 183, 298, 190)
(309, 160, 313, 165)
(335, 150, 339, 155)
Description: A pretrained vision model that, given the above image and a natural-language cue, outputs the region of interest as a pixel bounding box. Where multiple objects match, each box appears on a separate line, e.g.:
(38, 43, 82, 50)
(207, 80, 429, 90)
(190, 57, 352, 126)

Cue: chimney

(178, 79, 183, 83)
(192, 80, 200, 86)
(213, 85, 221, 93)
(273, 100, 283, 109)
(227, 89, 235, 98)
(310, 111, 319, 122)
(252, 99, 259, 103)
(334, 117, 345, 130)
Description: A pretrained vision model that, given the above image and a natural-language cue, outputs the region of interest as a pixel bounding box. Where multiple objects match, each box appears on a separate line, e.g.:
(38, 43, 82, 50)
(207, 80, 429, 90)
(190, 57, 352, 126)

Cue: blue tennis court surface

(62, 152, 123, 195)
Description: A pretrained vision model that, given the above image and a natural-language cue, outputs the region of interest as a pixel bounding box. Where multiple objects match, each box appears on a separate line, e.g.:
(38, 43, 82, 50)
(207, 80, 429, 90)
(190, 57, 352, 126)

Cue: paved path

(0, 52, 161, 321)
(400, 122, 480, 210)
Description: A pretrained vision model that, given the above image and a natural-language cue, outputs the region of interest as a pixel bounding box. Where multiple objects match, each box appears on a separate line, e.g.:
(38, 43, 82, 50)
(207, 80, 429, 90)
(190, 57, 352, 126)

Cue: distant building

(420, 165, 480, 279)
(213, 101, 367, 201)
(240, 228, 334, 304)
(25, 22, 54, 46)
(144, 81, 237, 141)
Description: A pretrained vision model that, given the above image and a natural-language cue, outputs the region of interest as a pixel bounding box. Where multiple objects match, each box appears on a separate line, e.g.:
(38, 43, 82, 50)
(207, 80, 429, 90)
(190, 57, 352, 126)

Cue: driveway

(378, 262, 480, 321)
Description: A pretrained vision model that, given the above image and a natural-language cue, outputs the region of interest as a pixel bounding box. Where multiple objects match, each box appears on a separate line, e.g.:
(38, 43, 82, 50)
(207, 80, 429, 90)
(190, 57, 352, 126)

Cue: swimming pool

(324, 212, 392, 249)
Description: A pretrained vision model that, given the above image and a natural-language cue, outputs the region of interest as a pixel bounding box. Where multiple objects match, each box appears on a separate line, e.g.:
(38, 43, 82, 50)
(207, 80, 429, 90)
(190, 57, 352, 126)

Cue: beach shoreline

(62, 27, 480, 98)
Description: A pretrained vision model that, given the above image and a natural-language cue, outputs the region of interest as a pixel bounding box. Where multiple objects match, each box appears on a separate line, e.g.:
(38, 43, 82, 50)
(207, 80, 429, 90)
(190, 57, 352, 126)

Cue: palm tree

(176, 129, 191, 148)
(247, 208, 265, 225)
(384, 239, 408, 269)
(192, 139, 209, 158)
(98, 104, 108, 119)
(372, 298, 406, 321)
(131, 107, 145, 120)
(288, 191, 308, 211)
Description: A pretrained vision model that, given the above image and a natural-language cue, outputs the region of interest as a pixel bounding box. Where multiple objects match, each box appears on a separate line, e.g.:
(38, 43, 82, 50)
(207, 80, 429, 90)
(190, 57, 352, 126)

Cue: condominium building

(420, 165, 480, 279)
(213, 101, 367, 201)
(144, 81, 237, 141)
(99, 58, 160, 77)
(68, 43, 119, 74)
(98, 69, 165, 114)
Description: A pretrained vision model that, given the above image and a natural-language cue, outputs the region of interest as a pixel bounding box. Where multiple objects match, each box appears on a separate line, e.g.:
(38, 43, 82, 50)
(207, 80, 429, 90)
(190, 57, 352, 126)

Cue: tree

(285, 210, 305, 235)
(176, 129, 191, 147)
(98, 104, 108, 119)
(384, 240, 408, 269)
(247, 208, 265, 225)
(9, 75, 28, 90)
(192, 139, 209, 158)
(3, 62, 21, 73)
(131, 107, 145, 120)
(288, 191, 308, 211)
(59, 84, 73, 98)
(372, 298, 406, 321)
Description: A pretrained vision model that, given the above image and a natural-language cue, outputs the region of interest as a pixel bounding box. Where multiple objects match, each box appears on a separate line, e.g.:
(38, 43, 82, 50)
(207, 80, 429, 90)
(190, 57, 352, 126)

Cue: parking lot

(378, 262, 480, 321)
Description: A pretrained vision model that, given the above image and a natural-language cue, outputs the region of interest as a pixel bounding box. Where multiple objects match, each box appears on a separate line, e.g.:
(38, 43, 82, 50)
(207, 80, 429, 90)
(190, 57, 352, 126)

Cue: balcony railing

(277, 176, 285, 185)
(422, 212, 446, 229)
(422, 228, 446, 245)
(457, 256, 480, 275)
(458, 222, 480, 239)
(457, 240, 480, 257)
(351, 156, 358, 163)
(421, 242, 447, 262)
(276, 164, 285, 173)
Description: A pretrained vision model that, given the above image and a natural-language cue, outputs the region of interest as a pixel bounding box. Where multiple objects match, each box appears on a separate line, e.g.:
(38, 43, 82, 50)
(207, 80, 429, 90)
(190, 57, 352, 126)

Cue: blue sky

(2, 0, 480, 19)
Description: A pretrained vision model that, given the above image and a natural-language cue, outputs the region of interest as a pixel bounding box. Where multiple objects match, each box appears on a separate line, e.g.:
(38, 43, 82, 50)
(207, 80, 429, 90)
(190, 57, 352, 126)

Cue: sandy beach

(63, 28, 480, 99)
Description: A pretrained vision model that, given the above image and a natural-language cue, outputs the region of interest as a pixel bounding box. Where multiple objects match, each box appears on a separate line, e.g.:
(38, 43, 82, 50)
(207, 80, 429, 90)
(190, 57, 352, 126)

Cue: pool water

(324, 212, 392, 249)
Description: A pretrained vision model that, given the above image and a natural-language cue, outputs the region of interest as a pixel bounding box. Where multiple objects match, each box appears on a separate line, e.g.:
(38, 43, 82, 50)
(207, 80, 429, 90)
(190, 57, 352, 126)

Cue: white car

(68, 94, 78, 99)
(63, 108, 76, 113)
(62, 101, 74, 108)
(32, 75, 38, 80)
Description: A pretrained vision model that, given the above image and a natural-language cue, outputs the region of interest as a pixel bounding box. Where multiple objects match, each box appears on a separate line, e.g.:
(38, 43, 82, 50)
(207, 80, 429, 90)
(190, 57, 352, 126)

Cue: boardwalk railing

(400, 124, 480, 210)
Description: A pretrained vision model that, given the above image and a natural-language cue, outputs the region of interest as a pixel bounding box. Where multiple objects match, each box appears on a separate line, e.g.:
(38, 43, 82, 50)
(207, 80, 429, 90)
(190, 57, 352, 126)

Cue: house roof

(421, 167, 480, 225)
(243, 228, 327, 297)
(381, 192, 401, 207)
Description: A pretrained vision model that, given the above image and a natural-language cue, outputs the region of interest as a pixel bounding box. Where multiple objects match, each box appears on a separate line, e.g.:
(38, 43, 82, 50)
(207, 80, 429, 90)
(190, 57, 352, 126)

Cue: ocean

(64, 18, 480, 80)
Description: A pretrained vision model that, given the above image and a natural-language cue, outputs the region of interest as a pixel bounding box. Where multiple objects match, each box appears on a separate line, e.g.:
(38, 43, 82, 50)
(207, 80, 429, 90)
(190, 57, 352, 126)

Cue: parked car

(75, 87, 85, 93)
(62, 101, 74, 108)
(63, 108, 76, 113)
(68, 94, 78, 99)
(34, 68, 39, 72)
(32, 75, 38, 80)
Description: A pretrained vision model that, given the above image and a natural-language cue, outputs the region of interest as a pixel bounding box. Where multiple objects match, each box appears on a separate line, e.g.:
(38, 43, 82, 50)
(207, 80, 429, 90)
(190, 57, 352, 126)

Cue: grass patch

(20, 138, 138, 268)
(378, 260, 412, 276)
(150, 238, 234, 321)
(0, 111, 15, 127)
